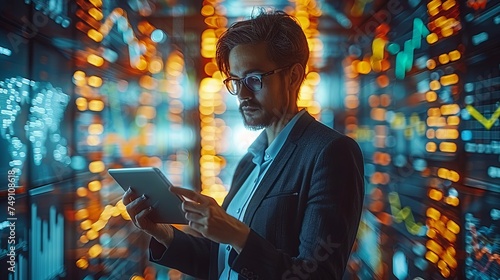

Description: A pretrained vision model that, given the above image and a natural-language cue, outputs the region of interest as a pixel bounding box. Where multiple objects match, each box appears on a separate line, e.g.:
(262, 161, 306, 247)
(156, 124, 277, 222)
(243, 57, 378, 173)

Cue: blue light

(461, 130, 473, 141)
(151, 29, 166, 43)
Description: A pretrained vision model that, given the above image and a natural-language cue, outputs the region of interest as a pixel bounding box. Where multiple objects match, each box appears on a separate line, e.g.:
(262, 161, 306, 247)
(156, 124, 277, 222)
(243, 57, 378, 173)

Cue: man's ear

(289, 63, 305, 93)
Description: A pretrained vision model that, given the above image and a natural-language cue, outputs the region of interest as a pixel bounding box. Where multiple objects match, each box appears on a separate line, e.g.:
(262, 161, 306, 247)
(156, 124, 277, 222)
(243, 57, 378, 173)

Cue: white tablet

(108, 167, 187, 224)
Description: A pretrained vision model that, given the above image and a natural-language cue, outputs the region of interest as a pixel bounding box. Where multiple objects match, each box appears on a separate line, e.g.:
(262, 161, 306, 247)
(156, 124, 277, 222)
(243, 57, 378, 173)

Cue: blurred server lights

(1, 0, 500, 279)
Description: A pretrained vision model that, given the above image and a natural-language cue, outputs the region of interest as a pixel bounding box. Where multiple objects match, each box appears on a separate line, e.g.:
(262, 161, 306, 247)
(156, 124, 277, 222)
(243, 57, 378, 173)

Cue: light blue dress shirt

(218, 110, 306, 279)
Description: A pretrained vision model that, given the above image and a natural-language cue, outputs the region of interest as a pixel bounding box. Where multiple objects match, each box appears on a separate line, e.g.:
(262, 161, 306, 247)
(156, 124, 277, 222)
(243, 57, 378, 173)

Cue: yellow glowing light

(148, 58, 163, 74)
(442, 27, 454, 37)
(135, 57, 148, 70)
(88, 180, 102, 192)
(137, 106, 157, 119)
(438, 54, 450, 64)
(88, 244, 103, 258)
(89, 0, 102, 7)
(426, 59, 436, 70)
(87, 54, 104, 67)
(79, 235, 89, 244)
(439, 142, 457, 153)
(344, 95, 359, 109)
(371, 108, 386, 121)
(445, 196, 460, 206)
(357, 61, 371, 74)
(427, 239, 443, 255)
(201, 5, 215, 16)
(88, 100, 104, 111)
(86, 229, 99, 241)
(87, 29, 103, 42)
(428, 189, 443, 201)
(427, 33, 439, 44)
(440, 74, 459, 86)
(443, 0, 456, 10)
(443, 250, 458, 268)
(447, 246, 456, 256)
(426, 91, 437, 102)
(447, 220, 460, 234)
(88, 76, 103, 88)
(436, 128, 459, 139)
(80, 219, 92, 230)
(427, 228, 437, 238)
(86, 135, 100, 146)
(76, 97, 88, 111)
(449, 50, 461, 61)
(447, 116, 460, 125)
(77, 187, 88, 197)
(426, 142, 437, 152)
(73, 70, 86, 81)
(426, 207, 441, 220)
(430, 80, 441, 91)
(88, 124, 103, 135)
(76, 258, 89, 269)
(89, 161, 105, 173)
(88, 7, 103, 20)
(427, 129, 435, 139)
(428, 107, 441, 116)
(425, 251, 439, 263)
(75, 209, 89, 220)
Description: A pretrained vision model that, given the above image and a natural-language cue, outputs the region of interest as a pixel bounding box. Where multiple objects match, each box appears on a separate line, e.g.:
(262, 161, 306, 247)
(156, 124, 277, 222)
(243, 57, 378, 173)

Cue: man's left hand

(169, 186, 250, 253)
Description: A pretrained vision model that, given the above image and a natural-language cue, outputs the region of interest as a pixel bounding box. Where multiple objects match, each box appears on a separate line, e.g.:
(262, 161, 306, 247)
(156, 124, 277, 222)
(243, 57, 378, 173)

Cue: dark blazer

(149, 111, 365, 279)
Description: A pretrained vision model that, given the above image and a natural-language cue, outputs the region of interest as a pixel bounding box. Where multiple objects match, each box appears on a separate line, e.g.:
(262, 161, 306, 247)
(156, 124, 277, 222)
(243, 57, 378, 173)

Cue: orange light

(429, 189, 443, 201)
(438, 54, 450, 64)
(427, 207, 441, 220)
(426, 91, 437, 102)
(430, 80, 441, 91)
(425, 251, 439, 263)
(89, 161, 105, 173)
(439, 142, 457, 153)
(88, 7, 103, 20)
(449, 50, 461, 61)
(87, 29, 103, 42)
(441, 74, 459, 86)
(447, 220, 460, 234)
(426, 142, 437, 152)
(427, 59, 436, 69)
(427, 33, 439, 44)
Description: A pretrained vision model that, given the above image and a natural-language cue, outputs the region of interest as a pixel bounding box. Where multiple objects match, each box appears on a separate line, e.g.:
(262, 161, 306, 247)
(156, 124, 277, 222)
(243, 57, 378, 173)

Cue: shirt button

(236, 208, 241, 214)
(226, 245, 231, 251)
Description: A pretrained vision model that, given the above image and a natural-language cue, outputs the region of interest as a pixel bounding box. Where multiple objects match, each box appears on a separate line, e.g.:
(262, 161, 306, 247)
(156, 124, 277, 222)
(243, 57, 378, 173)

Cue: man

(123, 9, 364, 279)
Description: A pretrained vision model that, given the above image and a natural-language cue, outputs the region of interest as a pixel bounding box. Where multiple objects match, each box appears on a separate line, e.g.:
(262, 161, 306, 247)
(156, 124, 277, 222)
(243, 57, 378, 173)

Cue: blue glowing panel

(463, 188, 500, 279)
(29, 42, 73, 187)
(0, 28, 29, 191)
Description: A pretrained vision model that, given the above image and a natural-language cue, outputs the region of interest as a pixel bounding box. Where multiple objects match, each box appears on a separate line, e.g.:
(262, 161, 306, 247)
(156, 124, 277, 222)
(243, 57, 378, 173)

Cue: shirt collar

(248, 109, 306, 163)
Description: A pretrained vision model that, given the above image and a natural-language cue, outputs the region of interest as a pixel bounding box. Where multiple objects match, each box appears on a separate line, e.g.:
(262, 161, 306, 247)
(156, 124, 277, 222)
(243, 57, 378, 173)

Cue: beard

(239, 100, 275, 130)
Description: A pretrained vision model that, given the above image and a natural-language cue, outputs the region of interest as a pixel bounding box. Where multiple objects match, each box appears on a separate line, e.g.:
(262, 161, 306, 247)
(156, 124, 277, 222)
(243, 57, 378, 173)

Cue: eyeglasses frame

(223, 66, 291, 95)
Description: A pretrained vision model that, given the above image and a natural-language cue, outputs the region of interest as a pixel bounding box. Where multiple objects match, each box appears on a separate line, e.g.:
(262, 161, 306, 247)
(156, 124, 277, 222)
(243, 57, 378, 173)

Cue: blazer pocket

(263, 191, 298, 200)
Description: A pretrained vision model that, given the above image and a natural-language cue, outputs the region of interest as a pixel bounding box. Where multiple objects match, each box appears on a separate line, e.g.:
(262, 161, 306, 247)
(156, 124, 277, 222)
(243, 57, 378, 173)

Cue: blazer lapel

(222, 153, 255, 209)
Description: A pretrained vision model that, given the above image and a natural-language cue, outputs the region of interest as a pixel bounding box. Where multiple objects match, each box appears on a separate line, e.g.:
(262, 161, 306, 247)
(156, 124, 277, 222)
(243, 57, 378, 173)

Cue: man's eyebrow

(228, 68, 263, 78)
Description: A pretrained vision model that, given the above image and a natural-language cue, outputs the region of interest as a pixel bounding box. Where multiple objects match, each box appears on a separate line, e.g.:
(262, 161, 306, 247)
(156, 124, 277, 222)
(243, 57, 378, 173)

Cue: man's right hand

(122, 187, 174, 248)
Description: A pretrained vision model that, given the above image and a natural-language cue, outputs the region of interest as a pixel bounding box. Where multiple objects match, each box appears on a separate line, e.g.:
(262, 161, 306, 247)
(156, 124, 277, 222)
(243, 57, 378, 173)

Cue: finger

(122, 187, 139, 206)
(182, 200, 210, 215)
(170, 186, 207, 204)
(184, 211, 204, 222)
(135, 206, 154, 229)
(125, 194, 149, 217)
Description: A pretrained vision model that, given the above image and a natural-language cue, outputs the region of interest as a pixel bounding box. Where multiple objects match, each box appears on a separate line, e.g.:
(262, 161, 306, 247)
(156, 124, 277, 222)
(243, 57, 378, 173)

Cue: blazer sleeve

(228, 136, 365, 280)
(149, 227, 213, 279)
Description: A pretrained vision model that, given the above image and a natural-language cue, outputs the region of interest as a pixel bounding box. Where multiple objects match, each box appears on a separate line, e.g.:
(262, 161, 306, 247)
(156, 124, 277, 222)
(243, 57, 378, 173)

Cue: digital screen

(29, 41, 73, 187)
(462, 187, 500, 279)
(0, 28, 30, 191)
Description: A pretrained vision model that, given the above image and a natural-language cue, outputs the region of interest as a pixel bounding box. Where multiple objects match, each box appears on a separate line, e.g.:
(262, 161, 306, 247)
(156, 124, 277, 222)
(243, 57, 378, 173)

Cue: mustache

(239, 100, 260, 109)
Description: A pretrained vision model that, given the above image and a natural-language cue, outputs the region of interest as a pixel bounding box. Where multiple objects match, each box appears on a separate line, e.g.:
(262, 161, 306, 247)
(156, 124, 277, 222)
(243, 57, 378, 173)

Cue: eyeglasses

(223, 66, 290, 95)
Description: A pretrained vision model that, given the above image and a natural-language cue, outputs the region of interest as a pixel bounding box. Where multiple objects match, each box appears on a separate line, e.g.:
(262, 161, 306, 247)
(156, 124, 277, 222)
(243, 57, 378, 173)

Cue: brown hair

(216, 9, 309, 77)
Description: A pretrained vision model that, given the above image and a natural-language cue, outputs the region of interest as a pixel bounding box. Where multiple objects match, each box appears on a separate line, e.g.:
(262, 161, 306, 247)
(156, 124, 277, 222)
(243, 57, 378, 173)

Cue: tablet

(108, 167, 187, 224)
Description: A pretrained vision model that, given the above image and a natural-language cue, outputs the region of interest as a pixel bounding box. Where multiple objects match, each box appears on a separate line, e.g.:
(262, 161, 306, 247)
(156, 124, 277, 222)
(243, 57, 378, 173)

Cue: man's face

(228, 42, 291, 130)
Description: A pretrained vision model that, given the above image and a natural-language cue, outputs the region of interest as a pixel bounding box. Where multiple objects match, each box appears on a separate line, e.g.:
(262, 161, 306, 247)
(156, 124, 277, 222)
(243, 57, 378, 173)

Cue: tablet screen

(108, 167, 187, 224)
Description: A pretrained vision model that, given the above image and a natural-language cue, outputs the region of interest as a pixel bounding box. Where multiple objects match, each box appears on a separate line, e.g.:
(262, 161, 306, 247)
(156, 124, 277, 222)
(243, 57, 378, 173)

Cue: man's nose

(237, 83, 253, 101)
